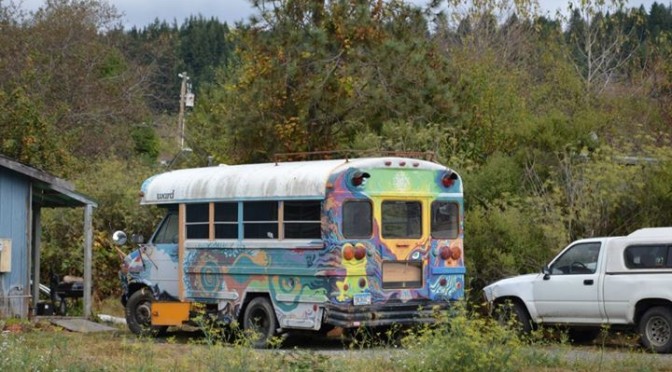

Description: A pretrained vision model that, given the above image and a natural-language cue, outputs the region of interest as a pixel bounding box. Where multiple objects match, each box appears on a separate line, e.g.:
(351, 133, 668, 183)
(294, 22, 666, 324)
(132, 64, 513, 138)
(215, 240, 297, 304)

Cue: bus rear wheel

(243, 297, 278, 348)
(125, 288, 167, 337)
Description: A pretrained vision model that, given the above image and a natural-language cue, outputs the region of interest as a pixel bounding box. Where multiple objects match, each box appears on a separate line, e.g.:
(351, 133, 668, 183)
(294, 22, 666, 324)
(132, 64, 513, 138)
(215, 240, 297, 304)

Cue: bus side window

(431, 202, 459, 239)
(343, 201, 372, 239)
(244, 201, 278, 239)
(214, 202, 238, 239)
(284, 201, 321, 239)
(153, 213, 179, 244)
(186, 203, 209, 239)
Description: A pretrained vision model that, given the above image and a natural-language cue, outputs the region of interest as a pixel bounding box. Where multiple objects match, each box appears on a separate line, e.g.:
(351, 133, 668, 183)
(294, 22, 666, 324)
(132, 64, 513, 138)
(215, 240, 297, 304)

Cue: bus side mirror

(112, 231, 127, 246)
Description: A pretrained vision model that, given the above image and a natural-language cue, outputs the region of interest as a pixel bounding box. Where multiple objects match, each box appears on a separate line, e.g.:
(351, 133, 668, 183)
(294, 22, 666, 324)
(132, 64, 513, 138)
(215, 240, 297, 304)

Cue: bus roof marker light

(351, 171, 370, 187)
(441, 171, 458, 188)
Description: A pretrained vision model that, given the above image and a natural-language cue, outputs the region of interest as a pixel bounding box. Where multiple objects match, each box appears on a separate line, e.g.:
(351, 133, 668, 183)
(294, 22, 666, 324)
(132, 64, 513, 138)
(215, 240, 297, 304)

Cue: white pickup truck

(483, 227, 672, 353)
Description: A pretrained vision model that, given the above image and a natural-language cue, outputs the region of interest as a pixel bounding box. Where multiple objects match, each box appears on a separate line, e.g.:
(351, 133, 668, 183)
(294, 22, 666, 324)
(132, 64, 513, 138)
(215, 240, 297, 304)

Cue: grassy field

(0, 302, 668, 371)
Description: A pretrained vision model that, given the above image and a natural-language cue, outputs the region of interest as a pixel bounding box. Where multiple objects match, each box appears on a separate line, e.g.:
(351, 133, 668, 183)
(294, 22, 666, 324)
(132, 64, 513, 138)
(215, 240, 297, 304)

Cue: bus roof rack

(273, 150, 436, 164)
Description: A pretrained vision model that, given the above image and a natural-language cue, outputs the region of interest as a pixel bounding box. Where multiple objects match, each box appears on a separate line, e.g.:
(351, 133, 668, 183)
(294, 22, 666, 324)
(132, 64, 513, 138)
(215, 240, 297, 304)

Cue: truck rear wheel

(243, 297, 278, 348)
(125, 287, 167, 337)
(640, 306, 672, 353)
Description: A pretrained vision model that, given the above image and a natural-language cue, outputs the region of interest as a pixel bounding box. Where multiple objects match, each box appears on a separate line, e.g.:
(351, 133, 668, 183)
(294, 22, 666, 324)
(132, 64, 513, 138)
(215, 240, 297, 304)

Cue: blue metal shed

(0, 155, 96, 318)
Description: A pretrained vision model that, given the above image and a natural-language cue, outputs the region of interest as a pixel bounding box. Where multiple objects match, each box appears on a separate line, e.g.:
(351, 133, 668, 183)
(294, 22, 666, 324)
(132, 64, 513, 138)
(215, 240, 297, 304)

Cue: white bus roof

(140, 157, 455, 205)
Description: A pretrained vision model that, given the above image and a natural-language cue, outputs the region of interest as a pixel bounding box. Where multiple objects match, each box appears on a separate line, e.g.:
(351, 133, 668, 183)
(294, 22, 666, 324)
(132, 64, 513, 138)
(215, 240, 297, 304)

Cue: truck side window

(624, 245, 669, 269)
(550, 242, 601, 275)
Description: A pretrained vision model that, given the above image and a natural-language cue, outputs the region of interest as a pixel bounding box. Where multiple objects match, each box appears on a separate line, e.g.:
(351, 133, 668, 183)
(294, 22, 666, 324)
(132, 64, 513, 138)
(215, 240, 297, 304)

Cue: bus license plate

(353, 293, 371, 306)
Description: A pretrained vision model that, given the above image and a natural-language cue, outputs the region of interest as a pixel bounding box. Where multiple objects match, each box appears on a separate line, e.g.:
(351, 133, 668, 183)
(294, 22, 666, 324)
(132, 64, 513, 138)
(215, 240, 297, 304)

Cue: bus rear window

(431, 201, 459, 239)
(382, 201, 421, 239)
(343, 201, 372, 239)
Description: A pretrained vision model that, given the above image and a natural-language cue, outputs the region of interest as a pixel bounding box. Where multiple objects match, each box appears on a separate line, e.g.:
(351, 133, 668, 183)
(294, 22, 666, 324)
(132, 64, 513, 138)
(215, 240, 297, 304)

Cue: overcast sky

(16, 0, 666, 29)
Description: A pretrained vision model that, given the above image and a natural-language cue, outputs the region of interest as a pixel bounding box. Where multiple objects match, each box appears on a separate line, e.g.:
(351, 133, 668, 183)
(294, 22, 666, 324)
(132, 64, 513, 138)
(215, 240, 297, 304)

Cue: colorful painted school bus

(118, 156, 464, 346)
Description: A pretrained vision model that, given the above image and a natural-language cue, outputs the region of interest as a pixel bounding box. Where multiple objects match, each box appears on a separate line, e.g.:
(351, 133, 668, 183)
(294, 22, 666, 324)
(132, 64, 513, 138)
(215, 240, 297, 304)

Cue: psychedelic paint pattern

(121, 157, 464, 332)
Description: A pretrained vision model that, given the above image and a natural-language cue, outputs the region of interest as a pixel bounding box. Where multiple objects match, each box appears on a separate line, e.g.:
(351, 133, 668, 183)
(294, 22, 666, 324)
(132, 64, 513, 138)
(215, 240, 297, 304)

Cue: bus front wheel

(243, 297, 278, 348)
(125, 287, 167, 337)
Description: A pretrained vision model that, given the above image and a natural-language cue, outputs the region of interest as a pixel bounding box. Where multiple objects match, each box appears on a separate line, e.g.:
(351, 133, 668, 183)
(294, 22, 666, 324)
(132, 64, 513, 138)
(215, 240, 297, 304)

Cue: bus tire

(243, 297, 278, 348)
(125, 287, 167, 337)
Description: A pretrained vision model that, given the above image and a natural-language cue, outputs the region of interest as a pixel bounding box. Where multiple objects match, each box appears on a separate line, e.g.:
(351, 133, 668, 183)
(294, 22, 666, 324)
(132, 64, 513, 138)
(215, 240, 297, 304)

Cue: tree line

(1, 0, 671, 299)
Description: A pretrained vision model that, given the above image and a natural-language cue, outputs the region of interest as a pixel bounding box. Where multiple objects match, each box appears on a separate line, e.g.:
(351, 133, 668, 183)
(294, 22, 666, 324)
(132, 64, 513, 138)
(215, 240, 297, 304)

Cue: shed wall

(0, 169, 30, 317)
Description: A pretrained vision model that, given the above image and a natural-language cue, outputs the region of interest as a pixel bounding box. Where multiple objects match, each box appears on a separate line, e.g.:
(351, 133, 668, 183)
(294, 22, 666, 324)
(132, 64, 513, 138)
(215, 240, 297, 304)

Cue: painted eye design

(439, 246, 451, 260)
(451, 246, 461, 260)
(343, 243, 355, 261)
(354, 243, 367, 260)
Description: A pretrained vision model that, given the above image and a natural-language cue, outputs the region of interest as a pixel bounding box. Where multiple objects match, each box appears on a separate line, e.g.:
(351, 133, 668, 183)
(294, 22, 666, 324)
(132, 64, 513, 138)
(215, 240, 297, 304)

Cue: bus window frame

(181, 200, 325, 244)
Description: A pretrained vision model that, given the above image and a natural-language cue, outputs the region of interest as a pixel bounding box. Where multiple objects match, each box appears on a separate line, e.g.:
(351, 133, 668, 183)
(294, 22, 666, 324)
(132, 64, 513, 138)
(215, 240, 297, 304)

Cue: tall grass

(0, 306, 665, 371)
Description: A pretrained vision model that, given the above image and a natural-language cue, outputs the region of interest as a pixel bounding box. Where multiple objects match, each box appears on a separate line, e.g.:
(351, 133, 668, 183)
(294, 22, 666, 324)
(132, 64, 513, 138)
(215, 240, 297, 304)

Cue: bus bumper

(323, 300, 452, 328)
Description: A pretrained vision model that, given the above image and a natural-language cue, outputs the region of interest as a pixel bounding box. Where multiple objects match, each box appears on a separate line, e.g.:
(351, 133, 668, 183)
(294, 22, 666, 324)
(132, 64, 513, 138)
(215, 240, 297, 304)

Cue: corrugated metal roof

(141, 157, 450, 204)
(0, 154, 97, 208)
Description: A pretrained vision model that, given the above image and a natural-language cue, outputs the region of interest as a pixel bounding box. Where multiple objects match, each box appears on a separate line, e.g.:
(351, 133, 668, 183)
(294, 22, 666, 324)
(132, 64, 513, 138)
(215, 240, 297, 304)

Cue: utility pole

(177, 72, 189, 149)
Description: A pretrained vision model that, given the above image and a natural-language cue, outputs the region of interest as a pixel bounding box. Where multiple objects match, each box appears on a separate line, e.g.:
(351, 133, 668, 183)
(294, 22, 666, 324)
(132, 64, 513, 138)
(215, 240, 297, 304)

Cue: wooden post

(32, 208, 41, 316)
(178, 203, 185, 301)
(83, 204, 93, 318)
